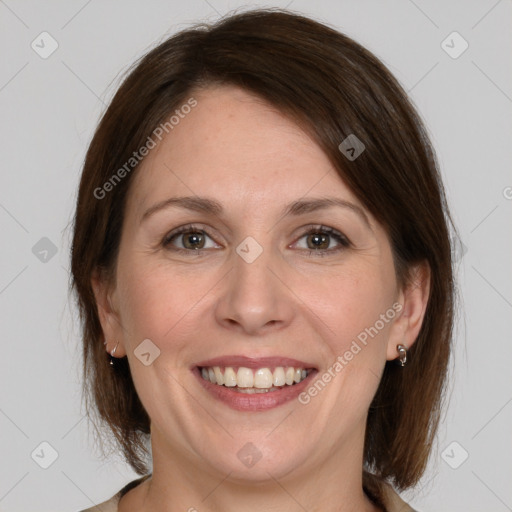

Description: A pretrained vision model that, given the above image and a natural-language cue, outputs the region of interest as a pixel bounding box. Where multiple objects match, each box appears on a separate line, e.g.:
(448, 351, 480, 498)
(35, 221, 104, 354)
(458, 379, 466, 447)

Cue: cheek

(308, 265, 395, 354)
(302, 268, 396, 422)
(116, 258, 217, 351)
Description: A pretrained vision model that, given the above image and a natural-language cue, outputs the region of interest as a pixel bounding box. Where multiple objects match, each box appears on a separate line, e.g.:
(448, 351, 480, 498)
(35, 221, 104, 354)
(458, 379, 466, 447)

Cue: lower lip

(193, 367, 317, 412)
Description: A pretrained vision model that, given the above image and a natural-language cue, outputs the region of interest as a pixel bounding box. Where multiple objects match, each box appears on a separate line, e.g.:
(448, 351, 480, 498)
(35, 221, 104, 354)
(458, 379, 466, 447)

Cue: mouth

(192, 356, 318, 411)
(199, 365, 312, 392)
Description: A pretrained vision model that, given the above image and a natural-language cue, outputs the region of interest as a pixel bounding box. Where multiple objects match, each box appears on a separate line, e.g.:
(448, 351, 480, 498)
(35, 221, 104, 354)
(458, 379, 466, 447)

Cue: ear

(386, 261, 431, 361)
(91, 268, 127, 358)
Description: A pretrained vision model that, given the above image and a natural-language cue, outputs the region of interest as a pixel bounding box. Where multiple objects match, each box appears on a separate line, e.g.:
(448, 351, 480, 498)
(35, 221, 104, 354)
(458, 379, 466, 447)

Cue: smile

(200, 365, 311, 392)
(192, 356, 318, 411)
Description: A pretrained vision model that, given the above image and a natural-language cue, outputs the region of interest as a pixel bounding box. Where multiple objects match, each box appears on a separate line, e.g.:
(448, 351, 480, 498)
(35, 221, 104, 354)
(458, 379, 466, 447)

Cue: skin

(92, 85, 430, 512)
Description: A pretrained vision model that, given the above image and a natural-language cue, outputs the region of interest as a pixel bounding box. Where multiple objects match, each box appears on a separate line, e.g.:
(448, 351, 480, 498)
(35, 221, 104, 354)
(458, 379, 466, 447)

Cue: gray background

(0, 0, 511, 511)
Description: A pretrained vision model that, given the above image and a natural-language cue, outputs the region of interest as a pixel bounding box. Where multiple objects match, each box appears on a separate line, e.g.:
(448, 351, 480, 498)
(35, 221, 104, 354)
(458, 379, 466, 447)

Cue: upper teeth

(201, 366, 309, 388)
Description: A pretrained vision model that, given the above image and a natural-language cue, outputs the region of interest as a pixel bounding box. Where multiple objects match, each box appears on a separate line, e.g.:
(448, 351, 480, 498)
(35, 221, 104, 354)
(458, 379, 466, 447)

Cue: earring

(109, 341, 120, 366)
(396, 344, 407, 366)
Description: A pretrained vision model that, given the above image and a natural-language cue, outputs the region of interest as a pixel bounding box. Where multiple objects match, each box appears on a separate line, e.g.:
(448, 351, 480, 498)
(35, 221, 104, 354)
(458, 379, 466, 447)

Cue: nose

(214, 239, 294, 336)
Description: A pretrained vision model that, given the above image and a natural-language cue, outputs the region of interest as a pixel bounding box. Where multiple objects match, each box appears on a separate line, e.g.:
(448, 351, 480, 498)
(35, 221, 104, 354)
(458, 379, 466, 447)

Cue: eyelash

(162, 224, 351, 257)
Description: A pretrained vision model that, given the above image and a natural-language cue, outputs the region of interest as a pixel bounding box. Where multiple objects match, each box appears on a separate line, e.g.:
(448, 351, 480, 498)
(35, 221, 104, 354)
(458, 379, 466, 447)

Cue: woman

(71, 9, 455, 512)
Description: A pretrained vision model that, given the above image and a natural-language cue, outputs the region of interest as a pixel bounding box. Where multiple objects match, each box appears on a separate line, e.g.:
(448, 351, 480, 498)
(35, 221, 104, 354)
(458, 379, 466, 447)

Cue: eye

(162, 223, 350, 257)
(294, 225, 350, 256)
(162, 224, 219, 253)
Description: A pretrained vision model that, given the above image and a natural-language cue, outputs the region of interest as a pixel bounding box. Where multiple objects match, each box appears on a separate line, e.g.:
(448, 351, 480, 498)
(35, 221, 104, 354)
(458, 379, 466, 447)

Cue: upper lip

(194, 355, 317, 370)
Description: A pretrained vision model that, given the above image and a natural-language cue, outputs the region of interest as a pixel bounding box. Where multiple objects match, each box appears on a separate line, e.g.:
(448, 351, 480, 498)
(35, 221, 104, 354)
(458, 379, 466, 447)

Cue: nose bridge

(234, 234, 276, 292)
(215, 232, 292, 334)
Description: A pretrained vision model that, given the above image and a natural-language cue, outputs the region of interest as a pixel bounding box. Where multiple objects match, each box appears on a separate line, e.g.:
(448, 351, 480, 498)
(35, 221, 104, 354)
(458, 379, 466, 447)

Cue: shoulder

(78, 494, 120, 512)
(78, 474, 417, 512)
(77, 474, 152, 512)
(380, 481, 419, 512)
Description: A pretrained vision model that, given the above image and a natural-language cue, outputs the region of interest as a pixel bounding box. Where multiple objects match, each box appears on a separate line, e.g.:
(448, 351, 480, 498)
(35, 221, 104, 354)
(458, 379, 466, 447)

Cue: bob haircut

(71, 8, 456, 504)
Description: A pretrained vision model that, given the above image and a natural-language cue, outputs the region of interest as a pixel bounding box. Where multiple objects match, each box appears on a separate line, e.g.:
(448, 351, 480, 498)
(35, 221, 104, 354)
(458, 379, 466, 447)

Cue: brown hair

(71, 8, 456, 504)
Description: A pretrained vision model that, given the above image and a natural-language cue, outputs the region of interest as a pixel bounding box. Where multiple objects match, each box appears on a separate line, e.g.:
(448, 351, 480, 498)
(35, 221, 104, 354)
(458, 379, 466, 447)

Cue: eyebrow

(141, 195, 371, 229)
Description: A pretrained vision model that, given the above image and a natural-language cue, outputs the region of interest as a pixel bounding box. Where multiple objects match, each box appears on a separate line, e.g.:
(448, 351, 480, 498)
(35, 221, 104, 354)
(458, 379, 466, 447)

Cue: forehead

(127, 85, 364, 219)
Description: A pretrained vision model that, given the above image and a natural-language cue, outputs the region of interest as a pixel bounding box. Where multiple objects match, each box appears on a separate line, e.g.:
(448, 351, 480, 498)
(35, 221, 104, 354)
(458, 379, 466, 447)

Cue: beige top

(79, 474, 417, 512)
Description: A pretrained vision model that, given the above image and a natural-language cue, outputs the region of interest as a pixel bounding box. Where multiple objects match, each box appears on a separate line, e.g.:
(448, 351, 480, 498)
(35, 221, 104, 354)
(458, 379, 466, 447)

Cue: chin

(198, 438, 313, 484)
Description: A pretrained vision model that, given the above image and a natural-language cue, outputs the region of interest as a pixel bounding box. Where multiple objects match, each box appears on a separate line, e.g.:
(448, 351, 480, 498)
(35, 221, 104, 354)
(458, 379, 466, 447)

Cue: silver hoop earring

(109, 341, 119, 366)
(396, 344, 407, 366)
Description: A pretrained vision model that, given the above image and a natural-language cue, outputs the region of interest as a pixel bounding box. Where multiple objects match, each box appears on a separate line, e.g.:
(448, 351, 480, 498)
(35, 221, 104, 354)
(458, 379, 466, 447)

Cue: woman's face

(96, 85, 420, 482)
